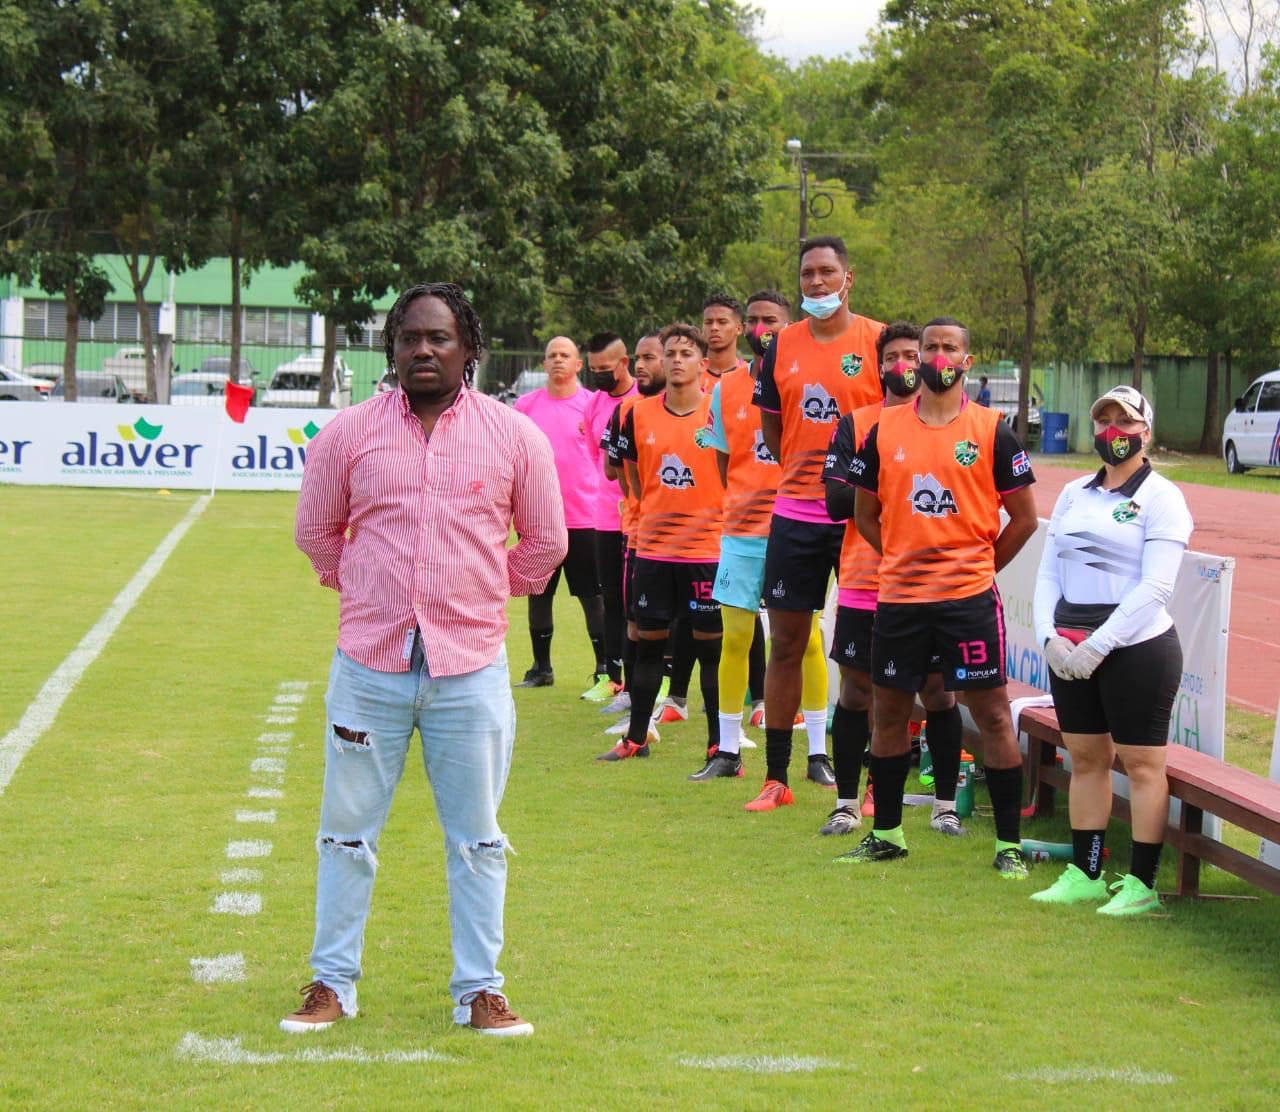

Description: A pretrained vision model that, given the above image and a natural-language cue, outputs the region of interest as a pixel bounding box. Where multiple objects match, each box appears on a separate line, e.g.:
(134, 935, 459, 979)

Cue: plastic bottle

(918, 721, 933, 782)
(956, 749, 976, 817)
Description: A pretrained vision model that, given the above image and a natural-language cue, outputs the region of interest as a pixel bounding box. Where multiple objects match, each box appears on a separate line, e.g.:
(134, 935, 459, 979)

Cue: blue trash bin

(1041, 411, 1069, 454)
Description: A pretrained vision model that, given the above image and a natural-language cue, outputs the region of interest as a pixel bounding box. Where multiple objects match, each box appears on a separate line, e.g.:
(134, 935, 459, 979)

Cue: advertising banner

(1261, 707, 1280, 868)
(0, 401, 339, 491)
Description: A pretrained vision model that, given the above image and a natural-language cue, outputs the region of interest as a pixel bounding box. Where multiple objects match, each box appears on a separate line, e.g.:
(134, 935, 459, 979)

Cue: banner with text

(0, 401, 339, 491)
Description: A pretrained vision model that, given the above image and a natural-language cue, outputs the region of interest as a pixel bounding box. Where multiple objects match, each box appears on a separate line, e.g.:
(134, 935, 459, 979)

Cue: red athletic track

(1031, 462, 1279, 717)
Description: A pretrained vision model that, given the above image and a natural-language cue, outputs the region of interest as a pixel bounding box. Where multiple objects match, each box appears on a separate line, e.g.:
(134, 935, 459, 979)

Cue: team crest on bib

(659, 453, 695, 489)
(954, 439, 979, 467)
(908, 473, 959, 517)
(800, 383, 841, 422)
(1112, 500, 1140, 523)
(693, 427, 710, 449)
(840, 353, 864, 378)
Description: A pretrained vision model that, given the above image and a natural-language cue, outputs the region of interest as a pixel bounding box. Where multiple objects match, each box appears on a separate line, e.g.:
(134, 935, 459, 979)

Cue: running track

(1031, 463, 1279, 717)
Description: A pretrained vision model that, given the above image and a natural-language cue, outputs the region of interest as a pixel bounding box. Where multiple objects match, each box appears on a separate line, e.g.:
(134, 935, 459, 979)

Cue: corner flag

(225, 380, 254, 423)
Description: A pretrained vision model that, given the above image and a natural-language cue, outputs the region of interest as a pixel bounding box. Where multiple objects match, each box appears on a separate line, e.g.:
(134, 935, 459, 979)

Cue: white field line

(246, 787, 283, 799)
(266, 714, 297, 725)
(235, 809, 277, 824)
(278, 681, 312, 692)
(190, 954, 247, 984)
(211, 892, 262, 916)
(226, 839, 272, 859)
(258, 732, 294, 743)
(274, 694, 305, 705)
(1007, 1067, 1175, 1085)
(221, 868, 263, 884)
(678, 1055, 839, 1074)
(0, 495, 210, 796)
(176, 1033, 455, 1065)
(251, 758, 285, 774)
(257, 746, 290, 756)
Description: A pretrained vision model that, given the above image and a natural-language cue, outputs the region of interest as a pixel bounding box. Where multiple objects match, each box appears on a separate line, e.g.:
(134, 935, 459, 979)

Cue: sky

(751, 0, 885, 64)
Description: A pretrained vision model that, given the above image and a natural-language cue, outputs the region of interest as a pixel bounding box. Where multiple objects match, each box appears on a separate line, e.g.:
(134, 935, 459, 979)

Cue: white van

(1222, 368, 1280, 473)
(259, 356, 352, 408)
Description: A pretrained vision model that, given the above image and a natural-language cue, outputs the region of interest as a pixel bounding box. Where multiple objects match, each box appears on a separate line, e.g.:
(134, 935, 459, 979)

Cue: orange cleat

(596, 739, 651, 762)
(744, 779, 795, 812)
(657, 698, 689, 724)
(860, 784, 875, 817)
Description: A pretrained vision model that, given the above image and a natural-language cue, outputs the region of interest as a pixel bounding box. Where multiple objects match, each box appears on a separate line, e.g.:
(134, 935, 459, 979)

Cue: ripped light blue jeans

(310, 637, 515, 1015)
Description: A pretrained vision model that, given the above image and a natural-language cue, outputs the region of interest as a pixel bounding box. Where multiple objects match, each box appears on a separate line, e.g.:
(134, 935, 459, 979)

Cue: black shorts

(830, 605, 875, 672)
(543, 527, 600, 597)
(596, 529, 626, 603)
(872, 586, 1006, 692)
(762, 515, 843, 612)
(623, 546, 637, 619)
(632, 557, 722, 633)
(1049, 626, 1182, 746)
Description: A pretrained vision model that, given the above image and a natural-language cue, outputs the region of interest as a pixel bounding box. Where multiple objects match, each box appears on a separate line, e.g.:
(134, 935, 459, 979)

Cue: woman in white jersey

(1030, 386, 1192, 916)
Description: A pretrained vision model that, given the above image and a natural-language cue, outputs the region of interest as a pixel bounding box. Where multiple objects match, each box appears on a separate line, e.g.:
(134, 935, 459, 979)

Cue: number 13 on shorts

(958, 640, 988, 665)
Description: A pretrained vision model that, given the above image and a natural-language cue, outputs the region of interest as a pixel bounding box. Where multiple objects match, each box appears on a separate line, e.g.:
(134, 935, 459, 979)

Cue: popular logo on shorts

(908, 473, 959, 517)
(954, 439, 979, 467)
(1112, 499, 1140, 523)
(658, 453, 695, 489)
(840, 353, 863, 378)
(800, 383, 840, 423)
(753, 428, 777, 464)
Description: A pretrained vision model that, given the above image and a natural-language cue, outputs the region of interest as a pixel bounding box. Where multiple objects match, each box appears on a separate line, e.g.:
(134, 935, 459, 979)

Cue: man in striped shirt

(287, 283, 567, 1038)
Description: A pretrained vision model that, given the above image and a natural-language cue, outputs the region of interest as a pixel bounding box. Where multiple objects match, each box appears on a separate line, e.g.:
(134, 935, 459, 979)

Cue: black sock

(1072, 828, 1107, 880)
(669, 620, 696, 700)
(626, 638, 666, 744)
(579, 594, 606, 674)
(530, 628, 553, 671)
(926, 705, 962, 800)
(694, 637, 722, 748)
(1130, 840, 1163, 889)
(869, 752, 911, 831)
(765, 727, 793, 785)
(830, 703, 868, 800)
(747, 616, 767, 703)
(623, 637, 637, 691)
(984, 764, 1024, 844)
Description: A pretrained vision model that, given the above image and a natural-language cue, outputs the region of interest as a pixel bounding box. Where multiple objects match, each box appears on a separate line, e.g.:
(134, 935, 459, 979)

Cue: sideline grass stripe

(176, 1033, 456, 1065)
(0, 494, 210, 796)
(1007, 1067, 1176, 1085)
(678, 1054, 840, 1074)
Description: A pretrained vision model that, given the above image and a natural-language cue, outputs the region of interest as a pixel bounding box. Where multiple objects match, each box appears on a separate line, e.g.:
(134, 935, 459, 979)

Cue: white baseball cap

(1090, 385, 1153, 428)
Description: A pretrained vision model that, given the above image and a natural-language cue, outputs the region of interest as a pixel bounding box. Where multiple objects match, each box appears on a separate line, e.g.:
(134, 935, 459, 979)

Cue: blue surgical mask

(801, 290, 843, 320)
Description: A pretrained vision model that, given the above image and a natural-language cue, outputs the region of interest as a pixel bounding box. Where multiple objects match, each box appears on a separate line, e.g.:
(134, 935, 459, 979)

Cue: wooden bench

(1000, 680, 1280, 899)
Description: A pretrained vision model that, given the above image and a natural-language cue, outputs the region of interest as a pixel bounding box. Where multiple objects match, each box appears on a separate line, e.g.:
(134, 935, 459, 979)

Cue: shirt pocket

(429, 456, 512, 519)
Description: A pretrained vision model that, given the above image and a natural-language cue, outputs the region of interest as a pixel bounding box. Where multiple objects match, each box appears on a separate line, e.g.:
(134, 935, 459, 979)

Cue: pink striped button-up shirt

(296, 385, 567, 677)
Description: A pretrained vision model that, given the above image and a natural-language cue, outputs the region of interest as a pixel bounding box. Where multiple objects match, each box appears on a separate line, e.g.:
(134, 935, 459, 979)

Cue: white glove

(1063, 638, 1107, 681)
(1043, 636, 1076, 680)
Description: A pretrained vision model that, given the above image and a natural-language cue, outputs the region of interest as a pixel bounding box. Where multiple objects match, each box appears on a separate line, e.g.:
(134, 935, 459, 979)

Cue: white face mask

(801, 290, 843, 319)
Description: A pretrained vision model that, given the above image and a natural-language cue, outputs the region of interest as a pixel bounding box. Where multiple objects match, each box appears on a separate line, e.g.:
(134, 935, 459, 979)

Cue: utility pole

(787, 138, 806, 311)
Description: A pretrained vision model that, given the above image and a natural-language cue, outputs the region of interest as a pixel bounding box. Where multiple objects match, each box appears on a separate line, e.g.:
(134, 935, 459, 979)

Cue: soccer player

(822, 322, 968, 837)
(583, 332, 637, 702)
(748, 236, 885, 811)
(288, 282, 566, 1036)
(840, 317, 1039, 877)
(690, 289, 792, 781)
(514, 336, 606, 688)
(599, 323, 725, 761)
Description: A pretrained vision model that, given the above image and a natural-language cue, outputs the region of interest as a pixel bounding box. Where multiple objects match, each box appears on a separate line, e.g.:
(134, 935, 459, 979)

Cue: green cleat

(580, 674, 622, 702)
(993, 846, 1031, 880)
(833, 832, 907, 865)
(656, 676, 671, 704)
(1029, 863, 1109, 904)
(1097, 873, 1160, 917)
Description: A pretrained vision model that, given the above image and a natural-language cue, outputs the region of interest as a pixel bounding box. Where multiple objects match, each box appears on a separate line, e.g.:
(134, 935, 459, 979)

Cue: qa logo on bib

(658, 453, 695, 489)
(954, 439, 979, 467)
(840, 353, 864, 378)
(800, 383, 840, 423)
(908, 473, 959, 517)
(1112, 499, 1140, 523)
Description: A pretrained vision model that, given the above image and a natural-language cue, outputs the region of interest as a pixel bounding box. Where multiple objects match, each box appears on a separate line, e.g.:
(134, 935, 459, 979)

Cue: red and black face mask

(882, 360, 919, 398)
(1094, 424, 1143, 465)
(746, 323, 775, 358)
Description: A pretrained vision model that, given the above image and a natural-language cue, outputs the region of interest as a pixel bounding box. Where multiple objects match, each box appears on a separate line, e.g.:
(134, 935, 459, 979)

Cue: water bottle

(956, 750, 975, 818)
(918, 721, 933, 780)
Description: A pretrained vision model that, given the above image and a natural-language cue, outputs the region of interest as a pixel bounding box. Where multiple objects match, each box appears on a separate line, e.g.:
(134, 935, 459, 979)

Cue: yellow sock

(718, 605, 755, 711)
(800, 613, 828, 712)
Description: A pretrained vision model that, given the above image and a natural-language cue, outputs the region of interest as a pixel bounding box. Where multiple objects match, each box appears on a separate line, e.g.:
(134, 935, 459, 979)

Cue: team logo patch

(800, 383, 841, 423)
(637, 594, 648, 608)
(940, 365, 957, 387)
(736, 405, 747, 420)
(658, 453, 695, 489)
(901, 368, 918, 391)
(752, 428, 777, 464)
(1112, 435, 1132, 460)
(845, 642, 857, 659)
(908, 472, 959, 517)
(760, 331, 775, 352)
(840, 353, 864, 378)
(954, 439, 979, 467)
(894, 444, 906, 462)
(1112, 499, 1140, 523)
(1011, 450, 1031, 477)
(693, 426, 710, 449)
(884, 660, 897, 677)
(788, 360, 800, 376)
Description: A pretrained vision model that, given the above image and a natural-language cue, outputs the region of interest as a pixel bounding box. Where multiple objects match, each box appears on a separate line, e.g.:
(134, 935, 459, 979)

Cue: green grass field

(2, 487, 1278, 1109)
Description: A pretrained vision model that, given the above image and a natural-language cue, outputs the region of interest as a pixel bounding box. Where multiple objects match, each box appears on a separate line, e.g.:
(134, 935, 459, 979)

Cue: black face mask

(1094, 425, 1143, 465)
(592, 371, 617, 391)
(882, 360, 919, 398)
(918, 353, 964, 394)
(745, 326, 776, 358)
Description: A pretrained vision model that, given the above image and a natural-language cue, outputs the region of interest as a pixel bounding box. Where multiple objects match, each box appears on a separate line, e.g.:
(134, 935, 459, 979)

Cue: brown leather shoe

(280, 980, 343, 1033)
(453, 990, 533, 1037)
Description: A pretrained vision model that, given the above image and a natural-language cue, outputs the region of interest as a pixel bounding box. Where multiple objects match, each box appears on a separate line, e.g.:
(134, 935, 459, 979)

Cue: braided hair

(383, 282, 485, 386)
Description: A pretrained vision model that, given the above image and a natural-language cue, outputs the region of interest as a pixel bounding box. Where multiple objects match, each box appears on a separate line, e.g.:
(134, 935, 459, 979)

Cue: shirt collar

(1083, 458, 1151, 496)
(394, 381, 471, 420)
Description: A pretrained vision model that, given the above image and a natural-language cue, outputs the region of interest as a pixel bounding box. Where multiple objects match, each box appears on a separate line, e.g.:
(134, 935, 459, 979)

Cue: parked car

(1222, 368, 1280, 473)
(498, 368, 547, 405)
(259, 356, 352, 408)
(103, 346, 150, 399)
(169, 372, 258, 407)
(48, 373, 134, 403)
(0, 365, 53, 401)
(197, 355, 259, 382)
(22, 363, 64, 386)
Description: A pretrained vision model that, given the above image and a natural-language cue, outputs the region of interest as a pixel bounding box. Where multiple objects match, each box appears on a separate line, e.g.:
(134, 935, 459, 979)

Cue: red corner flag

(224, 379, 254, 423)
